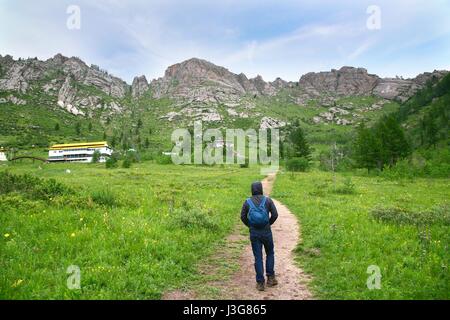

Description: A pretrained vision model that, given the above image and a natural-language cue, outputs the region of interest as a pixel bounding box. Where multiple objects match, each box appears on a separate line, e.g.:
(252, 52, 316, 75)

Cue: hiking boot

(267, 275, 278, 287)
(256, 282, 265, 291)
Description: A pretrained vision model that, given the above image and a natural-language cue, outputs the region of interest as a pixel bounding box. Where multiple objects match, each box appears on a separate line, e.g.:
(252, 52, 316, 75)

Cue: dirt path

(163, 173, 313, 300)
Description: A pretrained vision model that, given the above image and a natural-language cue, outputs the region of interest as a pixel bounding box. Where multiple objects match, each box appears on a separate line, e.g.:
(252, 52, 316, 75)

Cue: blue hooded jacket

(241, 181, 278, 231)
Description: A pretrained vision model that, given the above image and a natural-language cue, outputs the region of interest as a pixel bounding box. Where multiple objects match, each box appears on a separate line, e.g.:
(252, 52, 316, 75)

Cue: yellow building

(48, 142, 113, 163)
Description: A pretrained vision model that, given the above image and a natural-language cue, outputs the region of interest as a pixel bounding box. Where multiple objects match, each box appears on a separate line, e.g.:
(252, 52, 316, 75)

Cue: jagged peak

(168, 57, 221, 69)
(47, 53, 69, 64)
(132, 75, 148, 83)
(250, 75, 265, 82)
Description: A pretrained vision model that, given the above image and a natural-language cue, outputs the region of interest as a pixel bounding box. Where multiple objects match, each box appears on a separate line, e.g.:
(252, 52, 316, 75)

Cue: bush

(170, 208, 219, 231)
(334, 177, 357, 195)
(122, 157, 132, 168)
(155, 155, 173, 165)
(105, 157, 118, 169)
(0, 171, 71, 201)
(370, 205, 450, 226)
(308, 181, 330, 197)
(381, 149, 450, 179)
(286, 157, 310, 172)
(90, 189, 117, 207)
(125, 150, 140, 163)
(91, 150, 101, 163)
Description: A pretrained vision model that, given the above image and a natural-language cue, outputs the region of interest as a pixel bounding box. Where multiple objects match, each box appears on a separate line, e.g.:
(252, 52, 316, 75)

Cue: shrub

(370, 205, 450, 226)
(170, 208, 219, 231)
(286, 157, 310, 172)
(90, 189, 117, 207)
(381, 159, 417, 180)
(0, 171, 71, 201)
(308, 181, 330, 197)
(155, 155, 173, 165)
(334, 177, 357, 195)
(91, 150, 101, 163)
(105, 157, 118, 169)
(0, 194, 44, 212)
(125, 150, 140, 163)
(381, 149, 450, 179)
(122, 157, 132, 169)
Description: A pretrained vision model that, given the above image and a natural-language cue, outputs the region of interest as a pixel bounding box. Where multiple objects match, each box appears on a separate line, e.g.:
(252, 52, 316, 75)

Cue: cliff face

(299, 67, 380, 97)
(373, 70, 449, 102)
(0, 54, 128, 97)
(298, 66, 447, 102)
(149, 58, 279, 103)
(131, 75, 149, 99)
(0, 54, 129, 116)
(0, 53, 447, 120)
(150, 59, 448, 106)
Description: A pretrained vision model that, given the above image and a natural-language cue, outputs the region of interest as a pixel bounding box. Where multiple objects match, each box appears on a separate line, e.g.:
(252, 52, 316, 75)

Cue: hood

(251, 182, 263, 196)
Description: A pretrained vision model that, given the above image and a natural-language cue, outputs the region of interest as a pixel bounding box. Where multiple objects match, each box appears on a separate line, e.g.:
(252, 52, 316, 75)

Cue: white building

(0, 148, 7, 161)
(48, 141, 113, 163)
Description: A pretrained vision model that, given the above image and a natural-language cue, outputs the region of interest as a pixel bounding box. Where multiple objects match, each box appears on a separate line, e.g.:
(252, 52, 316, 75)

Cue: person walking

(241, 181, 279, 291)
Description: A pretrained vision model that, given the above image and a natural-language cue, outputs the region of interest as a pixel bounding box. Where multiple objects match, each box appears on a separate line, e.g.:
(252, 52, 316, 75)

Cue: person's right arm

(241, 201, 250, 227)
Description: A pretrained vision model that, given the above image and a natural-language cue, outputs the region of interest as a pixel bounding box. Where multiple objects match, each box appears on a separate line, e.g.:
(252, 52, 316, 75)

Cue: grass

(272, 170, 449, 299)
(0, 161, 261, 299)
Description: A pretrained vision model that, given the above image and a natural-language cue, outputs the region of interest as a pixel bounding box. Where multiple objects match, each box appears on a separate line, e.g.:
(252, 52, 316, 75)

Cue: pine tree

(354, 123, 376, 172)
(354, 116, 410, 171)
(75, 122, 81, 135)
(287, 121, 311, 159)
(382, 115, 410, 165)
(423, 113, 438, 147)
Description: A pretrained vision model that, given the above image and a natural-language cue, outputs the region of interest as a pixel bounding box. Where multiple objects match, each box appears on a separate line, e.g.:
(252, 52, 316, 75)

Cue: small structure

(48, 141, 113, 163)
(0, 147, 7, 162)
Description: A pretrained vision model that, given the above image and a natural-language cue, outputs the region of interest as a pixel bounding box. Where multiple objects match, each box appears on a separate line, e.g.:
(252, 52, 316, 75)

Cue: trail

(163, 173, 313, 300)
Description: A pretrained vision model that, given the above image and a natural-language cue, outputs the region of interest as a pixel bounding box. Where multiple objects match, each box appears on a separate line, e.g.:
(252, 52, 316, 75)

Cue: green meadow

(0, 162, 261, 299)
(272, 171, 449, 299)
(1, 161, 449, 300)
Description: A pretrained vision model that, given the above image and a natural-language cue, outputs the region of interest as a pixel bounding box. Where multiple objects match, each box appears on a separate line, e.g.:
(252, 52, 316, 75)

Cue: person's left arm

(268, 198, 278, 225)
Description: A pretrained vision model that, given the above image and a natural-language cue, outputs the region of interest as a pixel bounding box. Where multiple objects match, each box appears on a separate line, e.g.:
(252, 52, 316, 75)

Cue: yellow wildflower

(12, 279, 24, 288)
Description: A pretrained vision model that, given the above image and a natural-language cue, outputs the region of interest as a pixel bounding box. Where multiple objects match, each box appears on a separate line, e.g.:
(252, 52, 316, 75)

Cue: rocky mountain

(148, 59, 448, 112)
(299, 67, 379, 97)
(149, 58, 281, 104)
(298, 66, 448, 103)
(0, 53, 447, 127)
(0, 53, 128, 117)
(131, 75, 149, 99)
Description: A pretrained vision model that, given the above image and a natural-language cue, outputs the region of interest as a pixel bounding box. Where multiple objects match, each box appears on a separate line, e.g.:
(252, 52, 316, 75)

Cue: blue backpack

(247, 196, 269, 229)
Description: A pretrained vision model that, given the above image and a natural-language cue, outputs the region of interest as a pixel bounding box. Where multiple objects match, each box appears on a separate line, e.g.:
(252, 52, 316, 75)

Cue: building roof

(50, 141, 109, 150)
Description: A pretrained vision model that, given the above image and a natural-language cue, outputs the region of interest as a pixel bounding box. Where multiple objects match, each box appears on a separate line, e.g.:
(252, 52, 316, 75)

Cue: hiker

(241, 181, 279, 291)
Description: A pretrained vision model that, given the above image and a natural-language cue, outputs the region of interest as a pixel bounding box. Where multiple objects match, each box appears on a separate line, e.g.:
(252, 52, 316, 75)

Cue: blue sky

(1, 0, 449, 83)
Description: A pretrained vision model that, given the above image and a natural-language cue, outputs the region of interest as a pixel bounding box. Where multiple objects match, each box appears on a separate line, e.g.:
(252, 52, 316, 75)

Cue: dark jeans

(250, 229, 275, 283)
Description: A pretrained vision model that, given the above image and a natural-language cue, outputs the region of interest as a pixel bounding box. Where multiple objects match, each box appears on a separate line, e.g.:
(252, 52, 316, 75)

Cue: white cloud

(0, 0, 449, 82)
